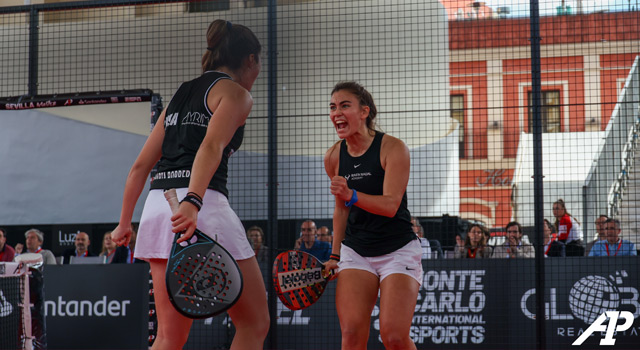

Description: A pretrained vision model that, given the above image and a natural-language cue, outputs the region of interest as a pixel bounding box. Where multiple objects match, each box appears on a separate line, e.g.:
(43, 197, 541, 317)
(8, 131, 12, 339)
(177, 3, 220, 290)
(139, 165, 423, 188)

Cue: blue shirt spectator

(300, 240, 331, 261)
(588, 240, 636, 257)
(295, 220, 331, 261)
(588, 218, 637, 257)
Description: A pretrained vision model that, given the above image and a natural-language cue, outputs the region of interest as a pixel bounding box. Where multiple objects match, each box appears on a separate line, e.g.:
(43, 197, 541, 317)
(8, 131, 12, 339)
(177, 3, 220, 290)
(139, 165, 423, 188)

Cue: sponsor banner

(188, 258, 638, 349)
(522, 257, 639, 349)
(399, 266, 499, 348)
(0, 90, 153, 110)
(43, 264, 149, 349)
(50, 224, 96, 255)
(365, 260, 509, 349)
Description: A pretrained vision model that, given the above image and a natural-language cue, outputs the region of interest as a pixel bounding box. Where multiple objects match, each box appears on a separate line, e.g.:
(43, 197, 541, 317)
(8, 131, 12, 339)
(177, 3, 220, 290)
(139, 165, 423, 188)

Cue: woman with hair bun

(112, 19, 268, 349)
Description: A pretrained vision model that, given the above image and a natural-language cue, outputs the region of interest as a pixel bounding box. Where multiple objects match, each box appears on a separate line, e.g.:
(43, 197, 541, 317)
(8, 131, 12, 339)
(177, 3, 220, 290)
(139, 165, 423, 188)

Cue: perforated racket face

(166, 230, 243, 319)
(272, 250, 329, 310)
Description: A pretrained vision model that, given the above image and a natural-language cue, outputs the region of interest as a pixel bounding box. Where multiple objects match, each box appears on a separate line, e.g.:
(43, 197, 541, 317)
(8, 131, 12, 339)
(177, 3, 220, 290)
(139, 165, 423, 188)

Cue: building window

(527, 90, 561, 133)
(451, 94, 465, 158)
(186, 0, 230, 12)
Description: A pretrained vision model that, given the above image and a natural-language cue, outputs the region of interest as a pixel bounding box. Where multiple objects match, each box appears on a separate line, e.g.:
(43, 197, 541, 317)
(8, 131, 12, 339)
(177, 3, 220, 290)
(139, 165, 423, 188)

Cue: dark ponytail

(201, 20, 261, 73)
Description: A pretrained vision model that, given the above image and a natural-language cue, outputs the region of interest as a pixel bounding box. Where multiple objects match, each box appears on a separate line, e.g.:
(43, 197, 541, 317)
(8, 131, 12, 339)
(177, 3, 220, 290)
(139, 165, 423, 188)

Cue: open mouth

(335, 121, 347, 130)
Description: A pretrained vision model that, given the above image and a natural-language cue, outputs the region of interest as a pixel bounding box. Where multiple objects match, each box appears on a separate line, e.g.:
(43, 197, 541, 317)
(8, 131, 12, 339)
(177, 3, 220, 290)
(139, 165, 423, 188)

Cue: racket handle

(164, 189, 180, 215)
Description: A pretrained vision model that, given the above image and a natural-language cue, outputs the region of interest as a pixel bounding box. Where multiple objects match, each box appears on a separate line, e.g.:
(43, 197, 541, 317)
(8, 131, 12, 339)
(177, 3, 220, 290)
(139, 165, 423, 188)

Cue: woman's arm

(171, 80, 253, 242)
(112, 110, 166, 246)
(324, 143, 346, 269)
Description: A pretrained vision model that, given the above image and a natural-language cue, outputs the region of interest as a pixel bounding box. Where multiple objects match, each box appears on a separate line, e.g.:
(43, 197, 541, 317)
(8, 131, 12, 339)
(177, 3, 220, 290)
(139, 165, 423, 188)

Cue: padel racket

(164, 189, 243, 319)
(272, 250, 334, 310)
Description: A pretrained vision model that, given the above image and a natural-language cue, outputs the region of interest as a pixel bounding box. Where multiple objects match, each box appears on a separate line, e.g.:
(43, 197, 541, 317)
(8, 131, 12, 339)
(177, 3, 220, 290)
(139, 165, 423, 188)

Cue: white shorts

(134, 188, 254, 261)
(338, 239, 423, 284)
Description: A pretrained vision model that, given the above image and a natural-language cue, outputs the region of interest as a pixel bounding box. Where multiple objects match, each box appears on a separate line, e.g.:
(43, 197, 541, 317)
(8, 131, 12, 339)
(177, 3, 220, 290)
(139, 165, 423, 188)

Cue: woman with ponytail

(323, 82, 422, 349)
(112, 20, 268, 349)
(553, 198, 585, 256)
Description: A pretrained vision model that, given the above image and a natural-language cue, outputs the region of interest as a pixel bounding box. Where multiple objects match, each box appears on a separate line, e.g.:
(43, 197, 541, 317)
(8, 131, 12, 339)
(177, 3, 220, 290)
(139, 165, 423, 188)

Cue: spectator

(585, 215, 608, 256)
(553, 199, 584, 256)
(543, 219, 565, 257)
(23, 228, 51, 349)
(24, 228, 57, 265)
(127, 229, 142, 264)
(411, 217, 432, 259)
(100, 231, 116, 262)
(0, 228, 16, 262)
(62, 232, 95, 264)
(588, 218, 637, 257)
(246, 226, 268, 263)
(15, 242, 24, 256)
(455, 233, 465, 249)
(317, 226, 333, 245)
(99, 231, 130, 264)
(492, 221, 535, 258)
(294, 220, 331, 261)
(454, 224, 492, 259)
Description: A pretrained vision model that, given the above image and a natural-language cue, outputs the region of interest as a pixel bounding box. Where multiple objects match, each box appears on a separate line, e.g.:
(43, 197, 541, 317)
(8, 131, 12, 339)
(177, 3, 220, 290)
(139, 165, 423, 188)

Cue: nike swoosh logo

(405, 266, 415, 271)
(354, 164, 361, 168)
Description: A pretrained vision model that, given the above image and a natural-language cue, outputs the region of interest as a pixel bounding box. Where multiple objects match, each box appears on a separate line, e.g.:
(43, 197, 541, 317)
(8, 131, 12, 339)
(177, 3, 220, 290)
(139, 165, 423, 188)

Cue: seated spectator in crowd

(294, 220, 331, 261)
(0, 228, 16, 262)
(585, 215, 608, 256)
(99, 231, 131, 264)
(62, 232, 95, 264)
(455, 224, 492, 259)
(247, 226, 269, 263)
(23, 228, 51, 349)
(553, 199, 584, 256)
(24, 228, 57, 265)
(492, 221, 535, 258)
(588, 218, 637, 257)
(543, 219, 565, 257)
(455, 233, 465, 249)
(317, 226, 333, 246)
(411, 217, 432, 259)
(127, 229, 142, 264)
(14, 242, 24, 256)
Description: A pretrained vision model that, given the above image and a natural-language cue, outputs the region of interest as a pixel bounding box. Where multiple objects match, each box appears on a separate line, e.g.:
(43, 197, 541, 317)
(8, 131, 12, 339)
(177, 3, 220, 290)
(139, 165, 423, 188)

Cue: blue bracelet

(345, 189, 358, 207)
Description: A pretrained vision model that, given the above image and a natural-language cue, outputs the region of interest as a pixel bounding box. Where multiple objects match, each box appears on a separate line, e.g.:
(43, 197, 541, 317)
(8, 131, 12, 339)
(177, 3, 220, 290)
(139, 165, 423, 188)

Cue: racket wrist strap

(181, 194, 203, 211)
(345, 189, 358, 207)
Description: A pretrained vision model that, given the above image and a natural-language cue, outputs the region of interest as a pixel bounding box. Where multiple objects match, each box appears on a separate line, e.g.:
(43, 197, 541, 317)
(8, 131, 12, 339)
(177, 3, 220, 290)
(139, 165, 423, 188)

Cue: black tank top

(339, 131, 416, 257)
(150, 71, 244, 198)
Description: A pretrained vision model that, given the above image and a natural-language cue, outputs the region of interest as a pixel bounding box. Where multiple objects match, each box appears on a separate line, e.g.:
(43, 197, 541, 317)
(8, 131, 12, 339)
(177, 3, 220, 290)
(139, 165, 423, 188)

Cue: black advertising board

(188, 257, 639, 349)
(31, 258, 638, 349)
(43, 264, 149, 350)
